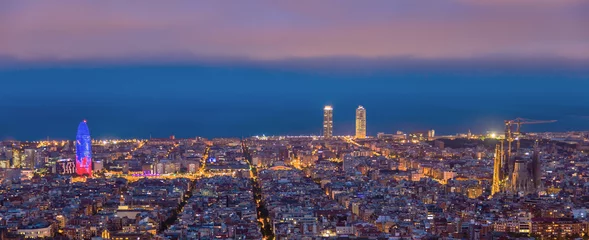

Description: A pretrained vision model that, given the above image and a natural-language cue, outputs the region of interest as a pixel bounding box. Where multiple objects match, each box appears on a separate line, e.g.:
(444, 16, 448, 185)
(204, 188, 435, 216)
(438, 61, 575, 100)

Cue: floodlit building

(355, 105, 366, 139)
(76, 120, 93, 176)
(428, 129, 435, 139)
(323, 105, 333, 138)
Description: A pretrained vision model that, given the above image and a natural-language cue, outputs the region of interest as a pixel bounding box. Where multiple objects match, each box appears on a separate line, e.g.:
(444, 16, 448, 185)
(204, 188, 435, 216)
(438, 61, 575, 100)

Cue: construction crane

(504, 117, 557, 151)
(492, 118, 555, 196)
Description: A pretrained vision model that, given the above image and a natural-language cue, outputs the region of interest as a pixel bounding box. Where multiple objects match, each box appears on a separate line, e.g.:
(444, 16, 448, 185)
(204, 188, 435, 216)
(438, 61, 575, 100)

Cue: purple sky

(1, 0, 588, 63)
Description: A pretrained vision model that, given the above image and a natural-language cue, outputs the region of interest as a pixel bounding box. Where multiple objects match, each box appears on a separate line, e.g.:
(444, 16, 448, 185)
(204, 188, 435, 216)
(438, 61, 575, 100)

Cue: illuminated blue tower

(76, 120, 92, 176)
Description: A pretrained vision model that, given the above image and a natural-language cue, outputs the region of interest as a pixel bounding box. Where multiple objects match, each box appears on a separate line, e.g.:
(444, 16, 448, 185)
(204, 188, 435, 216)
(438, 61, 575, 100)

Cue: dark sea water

(1, 63, 588, 140)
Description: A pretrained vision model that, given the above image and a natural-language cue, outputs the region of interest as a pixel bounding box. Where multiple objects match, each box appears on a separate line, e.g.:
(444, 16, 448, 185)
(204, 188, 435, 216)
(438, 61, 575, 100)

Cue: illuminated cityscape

(0, 111, 588, 239)
(1, 1, 589, 240)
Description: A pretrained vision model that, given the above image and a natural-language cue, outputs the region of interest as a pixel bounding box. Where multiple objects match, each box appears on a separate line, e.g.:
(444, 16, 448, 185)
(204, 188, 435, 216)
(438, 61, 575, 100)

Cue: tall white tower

(355, 106, 366, 139)
(323, 105, 333, 138)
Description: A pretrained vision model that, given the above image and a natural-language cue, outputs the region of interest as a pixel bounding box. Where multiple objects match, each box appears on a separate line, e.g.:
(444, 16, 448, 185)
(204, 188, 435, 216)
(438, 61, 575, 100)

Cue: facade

(23, 148, 36, 168)
(75, 120, 93, 176)
(492, 143, 502, 195)
(355, 105, 366, 139)
(323, 105, 333, 138)
(12, 149, 22, 168)
(531, 150, 542, 190)
(492, 141, 543, 196)
(16, 223, 53, 238)
(56, 158, 76, 175)
(531, 218, 583, 239)
(93, 160, 104, 172)
(510, 159, 534, 194)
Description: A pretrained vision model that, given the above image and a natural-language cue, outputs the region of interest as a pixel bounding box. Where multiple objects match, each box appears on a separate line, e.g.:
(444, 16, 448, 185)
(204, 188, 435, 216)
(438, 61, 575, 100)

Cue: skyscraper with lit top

(76, 120, 92, 176)
(355, 105, 366, 139)
(323, 105, 333, 138)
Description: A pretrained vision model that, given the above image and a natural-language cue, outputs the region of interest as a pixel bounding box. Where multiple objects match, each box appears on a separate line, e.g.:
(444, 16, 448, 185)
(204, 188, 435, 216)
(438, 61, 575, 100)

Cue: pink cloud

(0, 0, 587, 62)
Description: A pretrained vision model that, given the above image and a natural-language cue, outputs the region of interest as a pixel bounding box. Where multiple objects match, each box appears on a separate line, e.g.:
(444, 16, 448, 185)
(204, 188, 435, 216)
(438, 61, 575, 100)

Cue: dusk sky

(1, 0, 588, 62)
(2, 1, 588, 235)
(1, 1, 588, 140)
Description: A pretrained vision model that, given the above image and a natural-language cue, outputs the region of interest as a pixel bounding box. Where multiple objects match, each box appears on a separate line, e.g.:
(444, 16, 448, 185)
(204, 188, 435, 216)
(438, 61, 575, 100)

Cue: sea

(1, 62, 588, 140)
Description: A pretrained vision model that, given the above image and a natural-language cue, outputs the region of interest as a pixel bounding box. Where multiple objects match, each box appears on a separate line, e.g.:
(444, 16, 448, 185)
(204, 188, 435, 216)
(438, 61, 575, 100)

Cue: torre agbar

(76, 120, 93, 176)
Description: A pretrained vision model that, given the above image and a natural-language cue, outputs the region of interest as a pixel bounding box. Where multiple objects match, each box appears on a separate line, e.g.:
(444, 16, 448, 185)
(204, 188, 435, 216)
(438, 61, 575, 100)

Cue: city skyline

(1, 1, 589, 239)
(0, 102, 584, 142)
(1, 1, 588, 141)
(0, 99, 587, 141)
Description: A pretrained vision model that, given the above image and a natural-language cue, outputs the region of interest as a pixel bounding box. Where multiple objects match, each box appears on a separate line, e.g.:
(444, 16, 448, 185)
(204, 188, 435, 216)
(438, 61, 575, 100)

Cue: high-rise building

(355, 105, 366, 139)
(323, 105, 333, 138)
(75, 120, 93, 176)
(428, 129, 435, 139)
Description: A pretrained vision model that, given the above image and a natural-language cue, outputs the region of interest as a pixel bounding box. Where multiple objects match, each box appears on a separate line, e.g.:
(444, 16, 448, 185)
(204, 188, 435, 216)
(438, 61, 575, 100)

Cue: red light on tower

(76, 120, 92, 177)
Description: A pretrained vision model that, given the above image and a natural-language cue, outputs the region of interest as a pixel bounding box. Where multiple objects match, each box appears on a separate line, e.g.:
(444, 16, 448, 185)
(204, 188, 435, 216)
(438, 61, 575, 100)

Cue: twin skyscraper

(323, 105, 366, 139)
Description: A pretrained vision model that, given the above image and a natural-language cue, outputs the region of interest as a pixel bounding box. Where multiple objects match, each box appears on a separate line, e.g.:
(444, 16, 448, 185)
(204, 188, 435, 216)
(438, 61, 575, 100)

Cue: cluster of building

(164, 176, 262, 239)
(256, 166, 383, 239)
(0, 121, 259, 239)
(243, 130, 589, 239)
(2, 116, 589, 239)
(0, 174, 192, 239)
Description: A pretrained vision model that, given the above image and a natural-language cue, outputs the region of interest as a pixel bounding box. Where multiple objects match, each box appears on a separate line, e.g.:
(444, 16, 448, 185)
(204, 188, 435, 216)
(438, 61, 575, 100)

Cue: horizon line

(2, 55, 589, 70)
